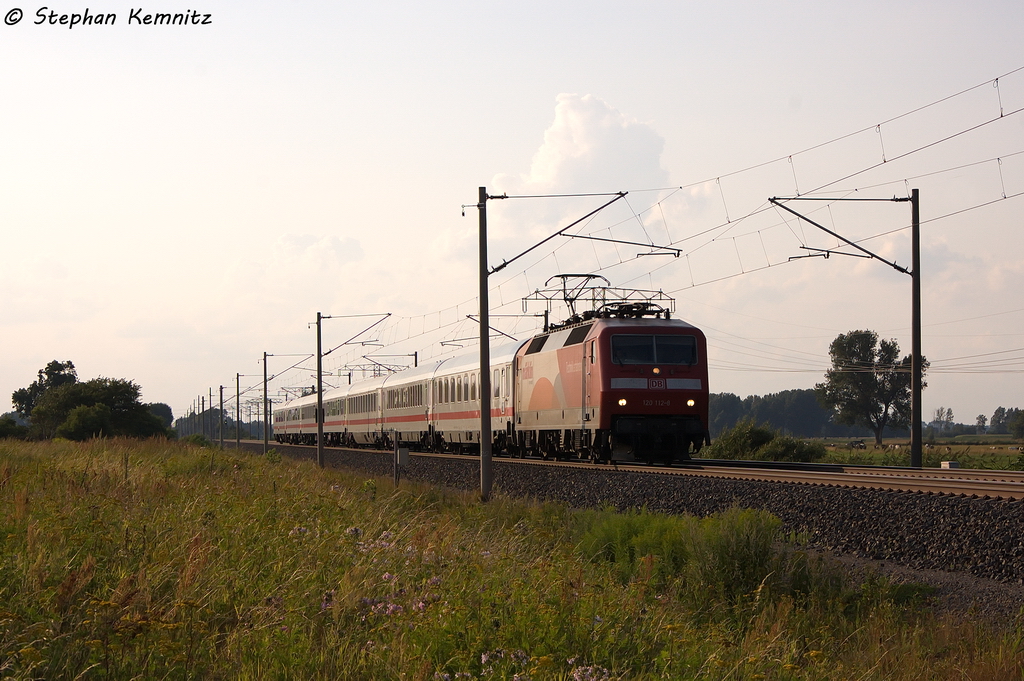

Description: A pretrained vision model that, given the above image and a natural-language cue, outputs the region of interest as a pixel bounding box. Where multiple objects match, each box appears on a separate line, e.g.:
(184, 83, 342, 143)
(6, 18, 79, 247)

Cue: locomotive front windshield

(611, 334, 698, 365)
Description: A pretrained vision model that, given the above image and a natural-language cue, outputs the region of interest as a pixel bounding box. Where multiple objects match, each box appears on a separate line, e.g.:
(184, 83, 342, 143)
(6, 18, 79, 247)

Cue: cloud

(482, 94, 675, 286)
(495, 93, 668, 196)
(274, 233, 364, 273)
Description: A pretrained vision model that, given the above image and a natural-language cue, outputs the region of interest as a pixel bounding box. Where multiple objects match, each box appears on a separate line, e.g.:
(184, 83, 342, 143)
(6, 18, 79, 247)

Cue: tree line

(712, 330, 1021, 442)
(0, 360, 173, 441)
(929, 405, 1024, 439)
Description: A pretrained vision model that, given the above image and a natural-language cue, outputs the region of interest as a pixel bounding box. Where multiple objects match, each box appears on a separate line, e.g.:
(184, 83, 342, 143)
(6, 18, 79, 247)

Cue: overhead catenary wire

(206, 66, 1024, 414)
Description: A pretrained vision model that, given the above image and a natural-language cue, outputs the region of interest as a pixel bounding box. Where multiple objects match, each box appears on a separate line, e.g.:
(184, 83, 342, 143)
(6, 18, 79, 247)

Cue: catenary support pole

(911, 188, 922, 468)
(219, 385, 224, 449)
(201, 396, 205, 439)
(235, 373, 241, 449)
(316, 312, 325, 468)
(478, 186, 493, 502)
(268, 352, 272, 454)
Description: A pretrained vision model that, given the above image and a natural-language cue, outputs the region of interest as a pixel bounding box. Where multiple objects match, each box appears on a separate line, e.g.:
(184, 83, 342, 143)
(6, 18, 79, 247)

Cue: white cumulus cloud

(495, 93, 668, 195)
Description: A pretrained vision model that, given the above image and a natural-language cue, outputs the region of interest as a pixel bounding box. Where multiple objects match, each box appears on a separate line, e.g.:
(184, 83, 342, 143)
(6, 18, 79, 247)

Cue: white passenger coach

(273, 340, 524, 452)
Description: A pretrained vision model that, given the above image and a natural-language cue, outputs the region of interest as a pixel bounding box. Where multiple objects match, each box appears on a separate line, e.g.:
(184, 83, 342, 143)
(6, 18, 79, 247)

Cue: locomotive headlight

(686, 399, 696, 407)
(652, 367, 661, 374)
(618, 398, 627, 406)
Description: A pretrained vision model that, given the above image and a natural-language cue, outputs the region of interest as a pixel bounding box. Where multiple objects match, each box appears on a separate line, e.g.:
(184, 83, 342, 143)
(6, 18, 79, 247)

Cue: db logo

(648, 379, 666, 390)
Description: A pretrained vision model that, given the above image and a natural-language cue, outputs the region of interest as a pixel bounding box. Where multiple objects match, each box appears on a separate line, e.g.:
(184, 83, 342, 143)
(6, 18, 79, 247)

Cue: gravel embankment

(241, 443, 1024, 619)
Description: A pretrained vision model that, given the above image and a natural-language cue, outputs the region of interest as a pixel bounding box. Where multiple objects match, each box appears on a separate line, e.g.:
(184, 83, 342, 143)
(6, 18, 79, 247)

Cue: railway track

(234, 440, 1024, 500)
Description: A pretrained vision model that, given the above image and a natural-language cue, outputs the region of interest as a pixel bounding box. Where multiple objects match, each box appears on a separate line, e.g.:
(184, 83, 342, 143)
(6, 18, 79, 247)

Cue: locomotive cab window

(611, 334, 698, 365)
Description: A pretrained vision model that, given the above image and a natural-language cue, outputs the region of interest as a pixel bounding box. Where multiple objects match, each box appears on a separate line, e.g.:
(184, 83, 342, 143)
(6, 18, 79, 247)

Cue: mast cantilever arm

(490, 193, 627, 274)
(769, 197, 911, 275)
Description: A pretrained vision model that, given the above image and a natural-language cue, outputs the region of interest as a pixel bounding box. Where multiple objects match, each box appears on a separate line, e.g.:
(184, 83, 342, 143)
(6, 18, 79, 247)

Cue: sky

(2, 0, 1022, 427)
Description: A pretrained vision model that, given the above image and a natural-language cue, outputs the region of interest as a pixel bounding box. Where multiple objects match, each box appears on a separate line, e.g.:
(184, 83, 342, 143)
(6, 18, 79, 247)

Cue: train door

(583, 339, 595, 445)
(430, 377, 442, 450)
(500, 366, 508, 415)
(376, 389, 382, 437)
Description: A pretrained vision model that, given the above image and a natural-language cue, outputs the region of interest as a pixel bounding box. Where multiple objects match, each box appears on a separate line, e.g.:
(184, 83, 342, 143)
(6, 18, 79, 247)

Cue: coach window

(456, 376, 462, 402)
(493, 369, 499, 397)
(470, 373, 477, 401)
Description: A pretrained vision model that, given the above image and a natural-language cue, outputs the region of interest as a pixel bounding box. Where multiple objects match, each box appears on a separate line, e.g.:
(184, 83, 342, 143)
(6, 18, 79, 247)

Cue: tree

(976, 414, 988, 432)
(815, 330, 927, 446)
(1008, 409, 1024, 440)
(932, 407, 953, 434)
(708, 393, 744, 437)
(30, 378, 168, 440)
(991, 407, 1008, 434)
(147, 403, 174, 428)
(11, 360, 78, 418)
(56, 404, 113, 440)
(0, 415, 28, 440)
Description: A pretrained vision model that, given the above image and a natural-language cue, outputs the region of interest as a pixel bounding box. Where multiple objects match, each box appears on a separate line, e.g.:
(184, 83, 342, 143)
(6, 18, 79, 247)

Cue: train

(273, 303, 710, 463)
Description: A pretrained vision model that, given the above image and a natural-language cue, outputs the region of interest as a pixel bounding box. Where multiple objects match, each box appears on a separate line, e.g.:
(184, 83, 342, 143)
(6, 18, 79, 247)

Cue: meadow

(1, 438, 1022, 679)
(821, 441, 1024, 469)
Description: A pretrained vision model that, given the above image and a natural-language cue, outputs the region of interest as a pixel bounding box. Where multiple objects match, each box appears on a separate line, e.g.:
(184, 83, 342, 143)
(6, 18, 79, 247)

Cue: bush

(576, 508, 690, 583)
(180, 433, 213, 448)
(576, 506, 833, 610)
(0, 415, 28, 440)
(55, 403, 113, 440)
(682, 507, 784, 606)
(706, 420, 826, 462)
(755, 435, 827, 462)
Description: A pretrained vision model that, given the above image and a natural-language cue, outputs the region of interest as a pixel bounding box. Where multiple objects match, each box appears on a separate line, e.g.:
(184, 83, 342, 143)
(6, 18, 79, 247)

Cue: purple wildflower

(570, 666, 612, 681)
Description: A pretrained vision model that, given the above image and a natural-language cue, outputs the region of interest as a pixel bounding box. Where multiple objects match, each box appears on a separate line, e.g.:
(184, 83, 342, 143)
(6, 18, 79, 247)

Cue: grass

(0, 438, 1022, 679)
(821, 442, 1024, 469)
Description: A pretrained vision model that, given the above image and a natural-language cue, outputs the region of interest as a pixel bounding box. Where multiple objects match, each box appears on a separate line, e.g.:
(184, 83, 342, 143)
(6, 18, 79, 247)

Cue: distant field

(816, 437, 1023, 469)
(949, 434, 1020, 445)
(1, 439, 1022, 679)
